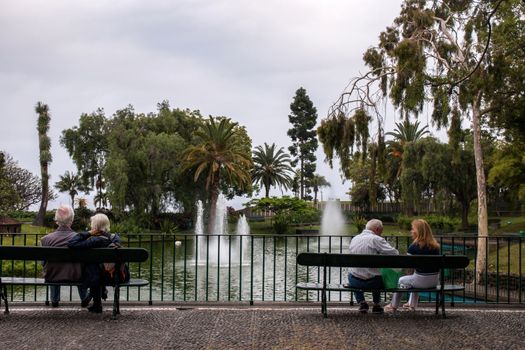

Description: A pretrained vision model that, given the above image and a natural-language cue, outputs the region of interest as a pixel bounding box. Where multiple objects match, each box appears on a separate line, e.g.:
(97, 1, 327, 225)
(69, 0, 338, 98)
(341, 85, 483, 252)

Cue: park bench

(296, 252, 469, 318)
(0, 246, 149, 319)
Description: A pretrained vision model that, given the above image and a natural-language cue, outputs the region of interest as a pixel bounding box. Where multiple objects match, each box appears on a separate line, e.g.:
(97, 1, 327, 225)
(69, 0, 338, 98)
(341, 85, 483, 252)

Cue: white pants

(390, 272, 439, 308)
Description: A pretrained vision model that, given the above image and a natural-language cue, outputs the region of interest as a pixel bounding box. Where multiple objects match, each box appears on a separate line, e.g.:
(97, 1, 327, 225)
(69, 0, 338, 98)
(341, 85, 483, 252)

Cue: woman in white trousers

(385, 219, 440, 312)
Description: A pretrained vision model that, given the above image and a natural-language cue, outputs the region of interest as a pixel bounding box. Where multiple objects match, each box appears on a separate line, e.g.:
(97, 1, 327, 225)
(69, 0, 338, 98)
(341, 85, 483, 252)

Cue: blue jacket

(67, 231, 122, 287)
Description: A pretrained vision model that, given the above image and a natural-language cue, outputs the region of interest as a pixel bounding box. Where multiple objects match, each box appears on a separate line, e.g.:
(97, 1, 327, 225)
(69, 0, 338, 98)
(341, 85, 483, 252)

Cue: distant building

(0, 216, 22, 234)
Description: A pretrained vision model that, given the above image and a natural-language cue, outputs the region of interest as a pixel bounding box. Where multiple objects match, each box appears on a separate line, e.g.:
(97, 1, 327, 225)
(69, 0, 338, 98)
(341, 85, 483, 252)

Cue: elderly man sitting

(40, 205, 87, 307)
(346, 219, 399, 314)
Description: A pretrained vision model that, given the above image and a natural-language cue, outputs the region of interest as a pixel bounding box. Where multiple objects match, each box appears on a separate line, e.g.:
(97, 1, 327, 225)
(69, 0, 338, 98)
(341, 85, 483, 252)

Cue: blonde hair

(411, 219, 439, 250)
(90, 213, 110, 232)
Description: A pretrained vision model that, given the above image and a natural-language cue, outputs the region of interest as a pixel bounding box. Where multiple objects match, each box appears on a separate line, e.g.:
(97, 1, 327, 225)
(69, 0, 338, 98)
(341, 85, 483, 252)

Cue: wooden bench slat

(297, 252, 469, 269)
(296, 282, 465, 293)
(0, 246, 149, 263)
(0, 277, 149, 287)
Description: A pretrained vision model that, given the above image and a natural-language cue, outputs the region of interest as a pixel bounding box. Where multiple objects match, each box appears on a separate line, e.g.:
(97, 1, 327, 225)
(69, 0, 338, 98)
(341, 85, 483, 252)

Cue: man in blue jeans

(41, 205, 87, 307)
(347, 219, 398, 313)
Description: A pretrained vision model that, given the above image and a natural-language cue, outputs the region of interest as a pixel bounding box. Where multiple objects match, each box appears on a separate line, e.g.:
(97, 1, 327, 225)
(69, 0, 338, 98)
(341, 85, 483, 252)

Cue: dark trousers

(347, 274, 384, 304)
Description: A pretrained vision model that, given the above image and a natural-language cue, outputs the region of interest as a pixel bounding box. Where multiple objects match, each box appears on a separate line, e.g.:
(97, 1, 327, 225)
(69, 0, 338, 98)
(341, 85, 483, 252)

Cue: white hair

(54, 205, 74, 227)
(365, 219, 383, 231)
(90, 213, 110, 232)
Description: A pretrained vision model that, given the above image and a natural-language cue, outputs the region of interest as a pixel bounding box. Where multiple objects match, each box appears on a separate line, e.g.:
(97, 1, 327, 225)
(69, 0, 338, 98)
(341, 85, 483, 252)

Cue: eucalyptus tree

(319, 0, 524, 280)
(252, 143, 294, 198)
(54, 171, 89, 208)
(33, 102, 52, 226)
(183, 117, 252, 234)
(288, 87, 318, 199)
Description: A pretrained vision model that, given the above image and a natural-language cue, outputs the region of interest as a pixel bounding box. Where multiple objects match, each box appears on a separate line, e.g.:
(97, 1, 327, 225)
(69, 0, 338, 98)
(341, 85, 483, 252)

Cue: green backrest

(297, 253, 469, 269)
(0, 246, 149, 264)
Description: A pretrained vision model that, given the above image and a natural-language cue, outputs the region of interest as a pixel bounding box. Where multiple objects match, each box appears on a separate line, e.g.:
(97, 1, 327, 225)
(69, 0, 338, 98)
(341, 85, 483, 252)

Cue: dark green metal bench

(0, 246, 149, 319)
(296, 252, 469, 318)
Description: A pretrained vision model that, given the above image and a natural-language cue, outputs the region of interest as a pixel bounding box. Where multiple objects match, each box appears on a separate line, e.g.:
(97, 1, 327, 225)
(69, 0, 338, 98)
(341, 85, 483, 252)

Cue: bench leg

(112, 286, 119, 320)
(322, 290, 327, 318)
(435, 292, 439, 315)
(45, 286, 50, 306)
(1, 284, 9, 314)
(441, 292, 446, 318)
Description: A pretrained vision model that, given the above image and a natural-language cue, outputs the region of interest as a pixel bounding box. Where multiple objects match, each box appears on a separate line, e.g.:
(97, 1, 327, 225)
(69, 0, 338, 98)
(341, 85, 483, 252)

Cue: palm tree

(54, 171, 89, 208)
(386, 119, 429, 160)
(252, 143, 294, 198)
(183, 117, 252, 234)
(33, 102, 52, 226)
(309, 174, 330, 204)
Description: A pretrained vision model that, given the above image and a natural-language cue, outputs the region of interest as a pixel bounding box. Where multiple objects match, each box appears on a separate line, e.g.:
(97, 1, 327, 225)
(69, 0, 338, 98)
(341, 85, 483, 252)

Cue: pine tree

(287, 87, 318, 200)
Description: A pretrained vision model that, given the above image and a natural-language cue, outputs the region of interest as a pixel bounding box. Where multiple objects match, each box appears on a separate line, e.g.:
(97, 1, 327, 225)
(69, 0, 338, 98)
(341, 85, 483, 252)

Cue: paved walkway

(1, 302, 524, 349)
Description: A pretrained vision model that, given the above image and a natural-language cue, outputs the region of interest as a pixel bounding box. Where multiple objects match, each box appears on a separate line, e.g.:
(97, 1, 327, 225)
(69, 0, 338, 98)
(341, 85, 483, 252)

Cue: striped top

(348, 230, 399, 279)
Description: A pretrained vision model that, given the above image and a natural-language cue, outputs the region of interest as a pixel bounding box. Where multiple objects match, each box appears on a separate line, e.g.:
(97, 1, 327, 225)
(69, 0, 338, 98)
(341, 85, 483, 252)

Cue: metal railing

(0, 233, 523, 304)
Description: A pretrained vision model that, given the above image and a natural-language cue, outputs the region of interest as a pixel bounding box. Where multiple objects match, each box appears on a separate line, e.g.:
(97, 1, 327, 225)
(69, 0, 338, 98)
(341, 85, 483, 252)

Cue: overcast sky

(0, 0, 422, 210)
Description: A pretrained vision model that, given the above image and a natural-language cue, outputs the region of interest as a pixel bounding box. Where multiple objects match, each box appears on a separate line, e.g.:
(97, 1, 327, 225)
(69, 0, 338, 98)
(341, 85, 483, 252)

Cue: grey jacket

(40, 226, 83, 282)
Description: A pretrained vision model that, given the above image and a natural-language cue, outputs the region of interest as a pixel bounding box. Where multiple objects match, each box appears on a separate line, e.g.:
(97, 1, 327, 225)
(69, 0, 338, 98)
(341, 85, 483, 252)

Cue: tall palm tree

(54, 171, 89, 208)
(183, 117, 252, 234)
(309, 174, 330, 204)
(33, 102, 52, 226)
(252, 143, 294, 198)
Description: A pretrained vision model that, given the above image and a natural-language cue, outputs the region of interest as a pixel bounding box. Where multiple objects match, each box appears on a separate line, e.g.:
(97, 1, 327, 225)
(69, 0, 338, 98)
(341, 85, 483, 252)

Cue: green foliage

(60, 109, 108, 191)
(72, 207, 93, 231)
(0, 151, 20, 214)
(488, 141, 525, 205)
(159, 220, 177, 233)
(287, 87, 318, 199)
(351, 216, 367, 233)
(397, 214, 459, 233)
(251, 196, 319, 234)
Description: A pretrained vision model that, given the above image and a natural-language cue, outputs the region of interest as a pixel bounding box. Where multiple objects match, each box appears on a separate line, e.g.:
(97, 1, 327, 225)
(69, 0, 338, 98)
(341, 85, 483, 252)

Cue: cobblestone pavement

(1, 303, 524, 349)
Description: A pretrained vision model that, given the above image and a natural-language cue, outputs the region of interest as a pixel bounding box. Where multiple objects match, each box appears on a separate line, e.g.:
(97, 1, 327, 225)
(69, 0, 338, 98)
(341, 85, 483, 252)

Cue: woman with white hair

(68, 213, 121, 313)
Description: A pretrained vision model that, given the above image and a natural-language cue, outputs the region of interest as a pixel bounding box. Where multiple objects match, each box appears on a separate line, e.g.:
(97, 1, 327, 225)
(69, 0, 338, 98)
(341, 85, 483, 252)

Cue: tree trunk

(300, 158, 304, 199)
(33, 163, 48, 226)
(207, 176, 220, 235)
(461, 200, 470, 230)
(472, 95, 489, 284)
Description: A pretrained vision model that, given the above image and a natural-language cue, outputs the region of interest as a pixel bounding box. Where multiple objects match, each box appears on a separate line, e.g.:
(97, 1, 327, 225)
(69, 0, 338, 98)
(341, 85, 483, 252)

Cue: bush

(7, 210, 36, 222)
(72, 207, 93, 231)
(273, 213, 290, 234)
(397, 214, 460, 234)
(351, 215, 367, 233)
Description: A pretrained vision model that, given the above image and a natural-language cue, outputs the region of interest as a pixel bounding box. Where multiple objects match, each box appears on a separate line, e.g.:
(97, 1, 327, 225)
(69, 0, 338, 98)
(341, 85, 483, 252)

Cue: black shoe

(88, 304, 103, 313)
(358, 302, 369, 313)
(372, 305, 384, 314)
(81, 296, 92, 308)
(51, 301, 59, 308)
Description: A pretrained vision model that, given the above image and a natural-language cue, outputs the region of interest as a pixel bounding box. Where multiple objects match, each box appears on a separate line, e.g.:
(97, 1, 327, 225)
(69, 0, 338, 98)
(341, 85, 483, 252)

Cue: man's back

(348, 230, 398, 279)
(41, 227, 82, 282)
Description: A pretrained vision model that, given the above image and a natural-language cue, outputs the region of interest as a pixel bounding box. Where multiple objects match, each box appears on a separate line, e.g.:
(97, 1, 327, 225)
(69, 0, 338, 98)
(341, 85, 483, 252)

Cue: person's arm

(67, 232, 92, 248)
(374, 236, 399, 255)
